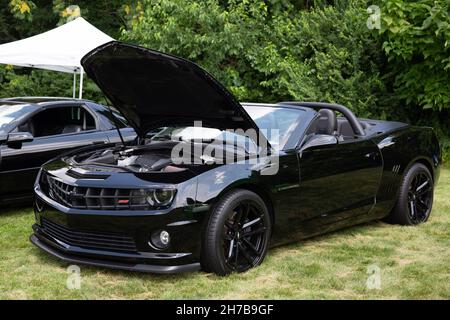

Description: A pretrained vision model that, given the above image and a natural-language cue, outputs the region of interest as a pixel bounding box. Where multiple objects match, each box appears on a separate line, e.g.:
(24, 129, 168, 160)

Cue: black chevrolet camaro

(0, 97, 136, 205)
(30, 42, 441, 275)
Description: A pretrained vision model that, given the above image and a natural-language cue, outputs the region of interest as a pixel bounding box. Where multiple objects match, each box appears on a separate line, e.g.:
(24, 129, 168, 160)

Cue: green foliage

(0, 66, 106, 102)
(120, 0, 449, 162)
(51, 0, 126, 38)
(8, 0, 36, 21)
(377, 0, 450, 162)
(122, 0, 384, 118)
(380, 0, 450, 112)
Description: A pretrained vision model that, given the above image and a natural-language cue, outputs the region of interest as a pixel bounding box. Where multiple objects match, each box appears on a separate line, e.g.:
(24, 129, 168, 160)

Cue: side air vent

(392, 164, 401, 174)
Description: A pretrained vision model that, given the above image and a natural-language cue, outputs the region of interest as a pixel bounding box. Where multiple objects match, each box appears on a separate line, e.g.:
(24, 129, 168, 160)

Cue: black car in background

(31, 42, 441, 275)
(0, 97, 135, 205)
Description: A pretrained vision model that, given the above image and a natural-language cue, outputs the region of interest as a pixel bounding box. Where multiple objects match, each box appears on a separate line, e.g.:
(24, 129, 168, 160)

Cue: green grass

(1, 169, 449, 300)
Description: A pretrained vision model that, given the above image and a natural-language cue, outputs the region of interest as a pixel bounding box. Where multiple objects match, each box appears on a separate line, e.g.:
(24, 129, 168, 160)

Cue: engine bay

(69, 142, 188, 173)
(68, 134, 254, 174)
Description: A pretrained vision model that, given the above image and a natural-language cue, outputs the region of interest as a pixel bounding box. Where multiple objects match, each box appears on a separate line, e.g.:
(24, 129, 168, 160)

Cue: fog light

(160, 230, 170, 245)
(150, 230, 170, 249)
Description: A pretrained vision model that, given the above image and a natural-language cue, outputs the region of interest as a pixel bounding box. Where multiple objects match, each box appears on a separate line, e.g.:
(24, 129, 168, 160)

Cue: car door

(0, 105, 110, 201)
(297, 137, 383, 223)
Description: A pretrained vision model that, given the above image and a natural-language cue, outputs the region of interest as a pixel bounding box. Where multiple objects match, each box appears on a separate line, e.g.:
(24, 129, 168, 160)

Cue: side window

(19, 106, 97, 138)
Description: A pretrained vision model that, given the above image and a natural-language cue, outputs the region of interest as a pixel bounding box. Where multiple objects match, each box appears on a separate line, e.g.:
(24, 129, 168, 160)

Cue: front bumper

(30, 233, 200, 273)
(31, 187, 206, 274)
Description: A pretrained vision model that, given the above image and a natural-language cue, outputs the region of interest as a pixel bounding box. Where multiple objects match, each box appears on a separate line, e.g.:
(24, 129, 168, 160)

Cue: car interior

(17, 106, 96, 138)
(305, 108, 370, 143)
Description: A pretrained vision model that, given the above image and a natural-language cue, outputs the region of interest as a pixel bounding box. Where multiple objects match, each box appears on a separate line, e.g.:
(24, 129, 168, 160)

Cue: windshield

(243, 105, 305, 149)
(0, 104, 34, 134)
(151, 126, 258, 154)
(150, 105, 305, 151)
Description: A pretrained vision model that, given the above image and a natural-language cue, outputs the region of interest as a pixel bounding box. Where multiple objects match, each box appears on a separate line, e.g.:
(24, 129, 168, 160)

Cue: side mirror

(301, 134, 338, 151)
(6, 132, 34, 148)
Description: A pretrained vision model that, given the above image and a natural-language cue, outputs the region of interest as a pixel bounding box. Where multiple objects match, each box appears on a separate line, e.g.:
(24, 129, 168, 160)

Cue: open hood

(81, 41, 264, 143)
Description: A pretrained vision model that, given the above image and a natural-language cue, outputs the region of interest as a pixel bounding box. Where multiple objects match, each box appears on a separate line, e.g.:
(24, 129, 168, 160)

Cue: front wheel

(387, 163, 434, 225)
(202, 189, 271, 275)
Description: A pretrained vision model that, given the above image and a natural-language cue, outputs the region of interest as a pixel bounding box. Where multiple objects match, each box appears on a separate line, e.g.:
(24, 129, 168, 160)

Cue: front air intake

(41, 218, 137, 252)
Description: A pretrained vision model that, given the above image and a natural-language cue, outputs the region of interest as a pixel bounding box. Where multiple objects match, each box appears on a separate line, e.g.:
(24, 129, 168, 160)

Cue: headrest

(316, 109, 337, 135)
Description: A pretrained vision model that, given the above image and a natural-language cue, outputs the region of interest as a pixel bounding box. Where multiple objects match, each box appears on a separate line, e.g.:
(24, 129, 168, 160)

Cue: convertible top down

(30, 42, 441, 275)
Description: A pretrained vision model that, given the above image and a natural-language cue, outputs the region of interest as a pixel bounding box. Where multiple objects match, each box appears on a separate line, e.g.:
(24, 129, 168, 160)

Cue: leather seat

(18, 121, 36, 136)
(62, 125, 83, 134)
(316, 109, 337, 135)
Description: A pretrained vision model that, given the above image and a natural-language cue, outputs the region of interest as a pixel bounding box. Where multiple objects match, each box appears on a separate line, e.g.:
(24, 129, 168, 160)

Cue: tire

(387, 163, 434, 225)
(202, 189, 271, 276)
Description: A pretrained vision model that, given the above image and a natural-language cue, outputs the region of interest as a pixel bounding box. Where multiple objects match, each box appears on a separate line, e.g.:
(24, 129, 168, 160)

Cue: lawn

(0, 169, 449, 300)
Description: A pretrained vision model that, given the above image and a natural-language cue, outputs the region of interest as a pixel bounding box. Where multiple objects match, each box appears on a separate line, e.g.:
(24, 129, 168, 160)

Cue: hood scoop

(66, 168, 111, 179)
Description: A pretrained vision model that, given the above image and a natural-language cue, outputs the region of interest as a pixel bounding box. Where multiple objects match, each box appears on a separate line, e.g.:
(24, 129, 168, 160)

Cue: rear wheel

(388, 163, 434, 225)
(202, 189, 271, 275)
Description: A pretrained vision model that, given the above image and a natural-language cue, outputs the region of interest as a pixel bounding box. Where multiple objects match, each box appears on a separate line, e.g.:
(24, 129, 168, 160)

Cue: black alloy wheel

(202, 189, 271, 275)
(388, 163, 434, 225)
(406, 171, 433, 224)
(222, 200, 268, 272)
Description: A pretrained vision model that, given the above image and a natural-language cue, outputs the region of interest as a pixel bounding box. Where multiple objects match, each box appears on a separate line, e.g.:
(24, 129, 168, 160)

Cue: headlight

(144, 188, 176, 207)
(153, 189, 175, 205)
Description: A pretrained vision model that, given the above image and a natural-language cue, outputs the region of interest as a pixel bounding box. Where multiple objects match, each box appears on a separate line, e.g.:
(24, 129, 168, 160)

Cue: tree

(380, 0, 450, 112)
(121, 0, 384, 116)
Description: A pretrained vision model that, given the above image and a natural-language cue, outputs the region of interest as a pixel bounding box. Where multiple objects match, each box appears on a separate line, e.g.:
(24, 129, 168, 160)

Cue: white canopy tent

(0, 17, 114, 99)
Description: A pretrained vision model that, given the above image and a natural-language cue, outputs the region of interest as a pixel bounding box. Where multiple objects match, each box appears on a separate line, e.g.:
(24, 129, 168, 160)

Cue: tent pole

(78, 69, 84, 99)
(72, 72, 77, 98)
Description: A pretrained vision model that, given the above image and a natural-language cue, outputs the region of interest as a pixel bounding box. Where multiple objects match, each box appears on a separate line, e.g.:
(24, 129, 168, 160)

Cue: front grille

(41, 218, 137, 252)
(41, 173, 151, 210)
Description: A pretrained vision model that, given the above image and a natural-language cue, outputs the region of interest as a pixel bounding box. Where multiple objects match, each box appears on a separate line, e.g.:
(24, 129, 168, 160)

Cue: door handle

(364, 152, 378, 160)
(92, 140, 107, 145)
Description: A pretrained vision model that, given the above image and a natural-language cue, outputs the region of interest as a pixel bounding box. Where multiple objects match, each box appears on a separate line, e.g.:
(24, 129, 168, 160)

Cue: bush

(121, 0, 385, 117)
(121, 0, 449, 163)
(377, 0, 450, 164)
(0, 66, 106, 102)
(380, 0, 450, 113)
